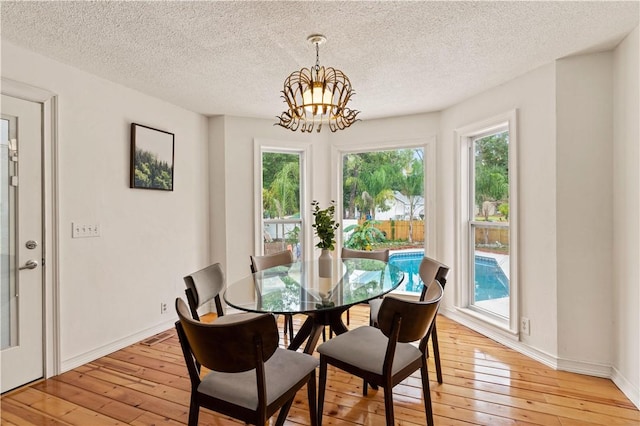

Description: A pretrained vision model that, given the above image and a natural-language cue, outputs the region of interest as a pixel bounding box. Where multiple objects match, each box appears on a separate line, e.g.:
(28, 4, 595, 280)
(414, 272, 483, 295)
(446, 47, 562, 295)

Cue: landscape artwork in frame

(130, 123, 174, 191)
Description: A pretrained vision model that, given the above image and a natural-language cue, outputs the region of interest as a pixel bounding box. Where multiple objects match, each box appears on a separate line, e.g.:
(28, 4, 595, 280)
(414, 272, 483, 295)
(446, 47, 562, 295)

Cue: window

(337, 140, 435, 295)
(456, 111, 518, 334)
(254, 140, 311, 260)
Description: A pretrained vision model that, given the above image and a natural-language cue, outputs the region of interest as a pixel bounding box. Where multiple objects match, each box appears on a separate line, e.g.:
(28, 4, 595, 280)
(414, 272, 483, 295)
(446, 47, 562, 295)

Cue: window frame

(455, 110, 520, 337)
(253, 139, 312, 260)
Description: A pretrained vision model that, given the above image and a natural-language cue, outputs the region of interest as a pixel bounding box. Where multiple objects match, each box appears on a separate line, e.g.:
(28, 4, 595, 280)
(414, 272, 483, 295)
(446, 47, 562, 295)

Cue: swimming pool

(388, 251, 509, 300)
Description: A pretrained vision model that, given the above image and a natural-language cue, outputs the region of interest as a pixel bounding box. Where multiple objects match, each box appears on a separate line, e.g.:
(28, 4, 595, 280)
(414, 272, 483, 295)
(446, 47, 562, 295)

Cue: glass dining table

(223, 256, 405, 354)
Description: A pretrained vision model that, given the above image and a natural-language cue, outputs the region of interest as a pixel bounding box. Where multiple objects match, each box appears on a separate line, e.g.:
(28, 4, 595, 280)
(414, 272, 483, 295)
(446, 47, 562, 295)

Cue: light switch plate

(72, 222, 101, 238)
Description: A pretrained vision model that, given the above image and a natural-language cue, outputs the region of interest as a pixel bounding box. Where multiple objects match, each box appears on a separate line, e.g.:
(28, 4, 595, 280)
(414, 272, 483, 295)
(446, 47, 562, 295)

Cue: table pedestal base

(288, 308, 349, 354)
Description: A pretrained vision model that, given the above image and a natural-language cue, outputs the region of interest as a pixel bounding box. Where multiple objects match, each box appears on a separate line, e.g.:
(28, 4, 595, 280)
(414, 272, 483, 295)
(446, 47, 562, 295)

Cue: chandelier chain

(315, 42, 320, 71)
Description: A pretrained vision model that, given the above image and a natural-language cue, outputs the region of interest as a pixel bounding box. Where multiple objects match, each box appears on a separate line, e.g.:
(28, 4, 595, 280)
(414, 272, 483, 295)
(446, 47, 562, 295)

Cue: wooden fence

(474, 225, 509, 246)
(361, 219, 425, 242)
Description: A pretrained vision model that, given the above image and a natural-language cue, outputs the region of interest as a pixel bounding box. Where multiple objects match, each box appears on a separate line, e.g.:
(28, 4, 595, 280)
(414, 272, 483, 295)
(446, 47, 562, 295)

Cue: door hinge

(10, 176, 18, 187)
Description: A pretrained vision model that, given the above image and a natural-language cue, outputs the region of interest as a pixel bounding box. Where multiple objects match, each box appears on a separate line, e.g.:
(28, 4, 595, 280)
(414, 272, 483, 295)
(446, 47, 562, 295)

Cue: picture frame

(130, 123, 175, 191)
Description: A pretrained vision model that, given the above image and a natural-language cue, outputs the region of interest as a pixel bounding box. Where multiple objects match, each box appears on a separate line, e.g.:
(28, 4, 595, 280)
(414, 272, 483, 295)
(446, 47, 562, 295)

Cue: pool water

(388, 251, 509, 300)
(473, 255, 510, 301)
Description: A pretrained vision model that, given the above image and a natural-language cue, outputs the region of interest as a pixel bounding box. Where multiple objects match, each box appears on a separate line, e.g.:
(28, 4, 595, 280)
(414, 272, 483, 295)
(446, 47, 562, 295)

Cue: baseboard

(59, 318, 176, 373)
(442, 307, 640, 410)
(556, 357, 612, 378)
(611, 367, 640, 410)
(442, 307, 559, 370)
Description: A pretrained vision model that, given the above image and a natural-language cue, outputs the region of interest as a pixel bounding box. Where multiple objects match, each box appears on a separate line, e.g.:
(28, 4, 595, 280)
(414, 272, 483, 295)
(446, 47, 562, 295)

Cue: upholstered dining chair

(250, 250, 295, 337)
(340, 247, 390, 327)
(184, 262, 261, 323)
(175, 298, 318, 426)
(369, 256, 450, 383)
(317, 283, 444, 426)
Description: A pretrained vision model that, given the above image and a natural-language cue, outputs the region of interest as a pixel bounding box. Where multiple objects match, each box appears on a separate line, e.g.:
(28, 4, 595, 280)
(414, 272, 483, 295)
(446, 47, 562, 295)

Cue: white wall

(208, 116, 227, 279)
(440, 63, 559, 357)
(612, 26, 640, 407)
(556, 52, 613, 367)
(329, 113, 440, 147)
(208, 116, 327, 286)
(1, 41, 210, 370)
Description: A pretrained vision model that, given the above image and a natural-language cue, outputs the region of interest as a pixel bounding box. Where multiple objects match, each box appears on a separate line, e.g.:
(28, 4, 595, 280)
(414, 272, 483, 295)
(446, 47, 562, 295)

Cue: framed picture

(130, 123, 175, 191)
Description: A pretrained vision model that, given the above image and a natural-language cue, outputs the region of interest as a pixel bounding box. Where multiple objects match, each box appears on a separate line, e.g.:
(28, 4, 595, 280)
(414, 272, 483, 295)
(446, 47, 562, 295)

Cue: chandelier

(276, 34, 360, 133)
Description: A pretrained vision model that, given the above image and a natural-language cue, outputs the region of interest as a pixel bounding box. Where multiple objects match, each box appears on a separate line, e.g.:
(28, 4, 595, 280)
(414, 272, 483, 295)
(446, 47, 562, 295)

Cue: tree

(262, 153, 300, 219)
(395, 157, 424, 243)
(342, 150, 415, 219)
(474, 132, 509, 220)
(133, 149, 173, 190)
(475, 132, 508, 175)
(343, 154, 363, 219)
(268, 161, 299, 217)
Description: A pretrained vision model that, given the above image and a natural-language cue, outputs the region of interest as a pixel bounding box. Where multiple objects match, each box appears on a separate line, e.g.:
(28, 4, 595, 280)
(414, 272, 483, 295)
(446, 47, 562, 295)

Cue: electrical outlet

(520, 317, 530, 335)
(160, 302, 168, 315)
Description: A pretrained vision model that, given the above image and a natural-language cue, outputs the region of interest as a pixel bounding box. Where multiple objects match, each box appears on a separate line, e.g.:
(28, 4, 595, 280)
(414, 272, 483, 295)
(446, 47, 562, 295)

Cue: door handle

(19, 260, 38, 270)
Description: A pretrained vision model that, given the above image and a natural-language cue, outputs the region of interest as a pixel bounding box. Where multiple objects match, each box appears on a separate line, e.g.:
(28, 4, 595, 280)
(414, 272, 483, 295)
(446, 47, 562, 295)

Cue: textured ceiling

(1, 1, 638, 120)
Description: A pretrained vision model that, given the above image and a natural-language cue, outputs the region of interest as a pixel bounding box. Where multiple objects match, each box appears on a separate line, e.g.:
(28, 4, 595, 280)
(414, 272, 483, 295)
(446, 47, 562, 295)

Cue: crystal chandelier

(276, 35, 360, 133)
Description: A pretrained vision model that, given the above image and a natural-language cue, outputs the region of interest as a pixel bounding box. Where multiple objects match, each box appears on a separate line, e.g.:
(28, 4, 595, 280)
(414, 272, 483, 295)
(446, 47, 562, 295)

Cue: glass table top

(224, 257, 405, 315)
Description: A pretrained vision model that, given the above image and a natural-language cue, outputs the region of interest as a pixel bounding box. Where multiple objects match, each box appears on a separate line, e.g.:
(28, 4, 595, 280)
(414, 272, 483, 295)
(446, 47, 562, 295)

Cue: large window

(338, 143, 435, 295)
(256, 145, 308, 260)
(457, 112, 518, 334)
(470, 130, 510, 316)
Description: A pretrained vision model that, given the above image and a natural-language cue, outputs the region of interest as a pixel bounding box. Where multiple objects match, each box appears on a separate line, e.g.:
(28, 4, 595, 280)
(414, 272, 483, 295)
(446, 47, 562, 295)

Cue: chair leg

(431, 322, 443, 384)
(346, 308, 350, 325)
(383, 384, 395, 426)
(307, 372, 318, 426)
(275, 398, 294, 426)
(363, 379, 379, 395)
(283, 314, 287, 336)
(188, 395, 199, 426)
(284, 314, 294, 337)
(421, 359, 435, 426)
(289, 315, 294, 337)
(318, 357, 328, 426)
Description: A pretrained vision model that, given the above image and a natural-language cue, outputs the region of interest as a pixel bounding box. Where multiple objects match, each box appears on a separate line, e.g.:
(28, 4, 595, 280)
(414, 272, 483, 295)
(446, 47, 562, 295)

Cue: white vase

(318, 249, 333, 278)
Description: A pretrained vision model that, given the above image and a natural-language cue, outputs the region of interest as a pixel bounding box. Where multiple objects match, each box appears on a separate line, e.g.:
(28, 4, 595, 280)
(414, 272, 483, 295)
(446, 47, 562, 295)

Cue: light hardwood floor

(2, 306, 638, 425)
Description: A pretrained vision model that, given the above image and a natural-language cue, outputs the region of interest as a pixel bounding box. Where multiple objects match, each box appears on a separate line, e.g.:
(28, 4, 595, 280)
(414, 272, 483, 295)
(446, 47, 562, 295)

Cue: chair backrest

(175, 298, 279, 373)
(341, 247, 389, 262)
(418, 256, 450, 300)
(250, 250, 294, 273)
(377, 282, 443, 344)
(183, 263, 225, 320)
(423, 279, 445, 302)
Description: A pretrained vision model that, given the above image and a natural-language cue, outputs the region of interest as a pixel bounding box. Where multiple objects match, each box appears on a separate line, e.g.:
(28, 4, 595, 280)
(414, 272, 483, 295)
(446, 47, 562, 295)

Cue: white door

(1, 94, 44, 393)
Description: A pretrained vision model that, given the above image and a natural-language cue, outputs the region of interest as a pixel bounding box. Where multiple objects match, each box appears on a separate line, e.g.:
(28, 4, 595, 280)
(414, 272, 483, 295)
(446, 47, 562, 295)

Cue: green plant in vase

(311, 200, 339, 251)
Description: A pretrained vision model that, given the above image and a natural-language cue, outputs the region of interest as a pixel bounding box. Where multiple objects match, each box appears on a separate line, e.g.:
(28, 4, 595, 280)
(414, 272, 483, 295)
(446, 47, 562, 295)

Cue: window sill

(450, 306, 519, 341)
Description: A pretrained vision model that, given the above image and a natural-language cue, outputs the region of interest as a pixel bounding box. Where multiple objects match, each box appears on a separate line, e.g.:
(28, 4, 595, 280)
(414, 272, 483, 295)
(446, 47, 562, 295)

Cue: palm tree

(343, 154, 363, 219)
(396, 158, 424, 243)
(268, 161, 300, 218)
